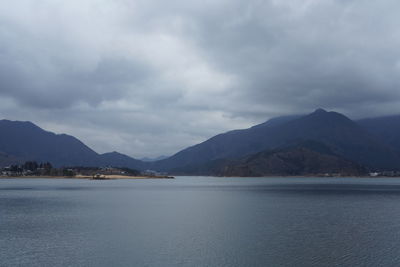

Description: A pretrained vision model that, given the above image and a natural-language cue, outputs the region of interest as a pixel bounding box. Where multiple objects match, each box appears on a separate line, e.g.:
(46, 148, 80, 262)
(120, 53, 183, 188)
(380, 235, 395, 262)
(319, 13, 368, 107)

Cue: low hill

(99, 152, 145, 169)
(218, 144, 367, 177)
(171, 142, 367, 177)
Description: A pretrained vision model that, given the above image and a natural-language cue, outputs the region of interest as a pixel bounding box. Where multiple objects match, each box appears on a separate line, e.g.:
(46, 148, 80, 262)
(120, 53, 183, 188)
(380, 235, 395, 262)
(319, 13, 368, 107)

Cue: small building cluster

(1, 163, 143, 178)
(1, 161, 55, 177)
(369, 171, 400, 177)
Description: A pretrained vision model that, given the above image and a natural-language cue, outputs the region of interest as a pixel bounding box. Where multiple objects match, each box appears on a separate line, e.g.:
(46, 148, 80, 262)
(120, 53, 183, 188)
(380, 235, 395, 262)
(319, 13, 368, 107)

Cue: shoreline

(0, 175, 175, 180)
(1, 175, 399, 179)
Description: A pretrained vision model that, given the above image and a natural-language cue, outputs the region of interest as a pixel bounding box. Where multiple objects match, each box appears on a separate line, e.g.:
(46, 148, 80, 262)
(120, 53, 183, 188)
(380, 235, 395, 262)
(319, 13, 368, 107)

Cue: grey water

(2, 177, 400, 266)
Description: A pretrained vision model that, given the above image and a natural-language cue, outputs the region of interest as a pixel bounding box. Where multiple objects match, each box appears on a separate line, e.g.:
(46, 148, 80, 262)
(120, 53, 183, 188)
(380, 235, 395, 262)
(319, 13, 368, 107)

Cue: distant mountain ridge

(0, 120, 143, 169)
(153, 109, 400, 172)
(151, 114, 304, 171)
(140, 155, 169, 162)
(2, 109, 400, 176)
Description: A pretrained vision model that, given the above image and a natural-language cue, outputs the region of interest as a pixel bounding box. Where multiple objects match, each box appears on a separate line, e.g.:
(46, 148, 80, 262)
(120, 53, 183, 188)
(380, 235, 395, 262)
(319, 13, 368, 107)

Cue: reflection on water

(1, 177, 400, 266)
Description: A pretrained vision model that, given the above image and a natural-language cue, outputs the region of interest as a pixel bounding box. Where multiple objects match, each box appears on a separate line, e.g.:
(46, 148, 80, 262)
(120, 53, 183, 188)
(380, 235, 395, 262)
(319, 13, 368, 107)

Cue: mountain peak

(313, 108, 328, 114)
(107, 151, 121, 155)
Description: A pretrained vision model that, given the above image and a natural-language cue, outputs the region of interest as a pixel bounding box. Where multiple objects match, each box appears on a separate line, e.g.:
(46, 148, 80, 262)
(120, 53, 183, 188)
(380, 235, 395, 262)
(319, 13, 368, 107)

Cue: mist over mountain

(140, 155, 169, 162)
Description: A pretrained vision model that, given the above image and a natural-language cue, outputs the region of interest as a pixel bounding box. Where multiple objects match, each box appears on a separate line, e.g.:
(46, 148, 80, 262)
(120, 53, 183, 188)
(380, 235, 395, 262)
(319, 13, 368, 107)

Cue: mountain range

(0, 120, 144, 169)
(1, 109, 400, 176)
(152, 109, 400, 173)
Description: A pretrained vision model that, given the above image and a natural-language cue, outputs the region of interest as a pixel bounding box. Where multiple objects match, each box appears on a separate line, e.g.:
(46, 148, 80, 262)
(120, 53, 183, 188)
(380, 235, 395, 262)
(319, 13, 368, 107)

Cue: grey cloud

(175, 0, 400, 117)
(1, 0, 400, 157)
(0, 46, 154, 108)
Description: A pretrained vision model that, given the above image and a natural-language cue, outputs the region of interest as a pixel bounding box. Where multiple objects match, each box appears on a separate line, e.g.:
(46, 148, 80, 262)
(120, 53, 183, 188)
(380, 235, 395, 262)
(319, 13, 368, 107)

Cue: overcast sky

(1, 0, 400, 158)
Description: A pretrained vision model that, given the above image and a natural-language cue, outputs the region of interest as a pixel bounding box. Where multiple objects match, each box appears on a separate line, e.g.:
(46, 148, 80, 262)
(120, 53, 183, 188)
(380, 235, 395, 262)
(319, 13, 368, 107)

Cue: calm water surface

(2, 177, 400, 266)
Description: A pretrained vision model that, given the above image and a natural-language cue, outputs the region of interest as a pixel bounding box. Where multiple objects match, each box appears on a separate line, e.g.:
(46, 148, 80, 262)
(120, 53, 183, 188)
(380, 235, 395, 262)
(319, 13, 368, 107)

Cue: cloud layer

(1, 0, 400, 157)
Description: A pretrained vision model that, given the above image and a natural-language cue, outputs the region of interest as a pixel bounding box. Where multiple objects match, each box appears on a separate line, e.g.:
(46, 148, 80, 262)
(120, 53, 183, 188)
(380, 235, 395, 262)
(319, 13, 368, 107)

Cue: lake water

(2, 177, 400, 266)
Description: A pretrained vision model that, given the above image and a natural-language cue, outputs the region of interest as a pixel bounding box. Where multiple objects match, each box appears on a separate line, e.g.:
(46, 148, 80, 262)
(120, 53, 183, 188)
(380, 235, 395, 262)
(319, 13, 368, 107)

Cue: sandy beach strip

(1, 175, 174, 179)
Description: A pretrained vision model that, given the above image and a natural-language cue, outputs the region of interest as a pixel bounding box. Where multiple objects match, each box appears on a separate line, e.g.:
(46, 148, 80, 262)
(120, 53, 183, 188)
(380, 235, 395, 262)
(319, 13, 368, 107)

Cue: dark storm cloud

(181, 0, 400, 117)
(0, 44, 153, 108)
(1, 0, 400, 157)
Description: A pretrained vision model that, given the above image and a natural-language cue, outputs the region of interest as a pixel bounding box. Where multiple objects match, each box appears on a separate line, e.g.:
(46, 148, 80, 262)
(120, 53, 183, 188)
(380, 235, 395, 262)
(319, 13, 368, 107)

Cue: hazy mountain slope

(0, 151, 24, 167)
(153, 109, 400, 171)
(0, 120, 99, 166)
(219, 144, 367, 177)
(170, 141, 367, 176)
(358, 115, 400, 153)
(153, 114, 302, 170)
(267, 109, 400, 169)
(0, 120, 144, 169)
(140, 155, 169, 162)
(99, 152, 145, 169)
